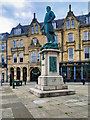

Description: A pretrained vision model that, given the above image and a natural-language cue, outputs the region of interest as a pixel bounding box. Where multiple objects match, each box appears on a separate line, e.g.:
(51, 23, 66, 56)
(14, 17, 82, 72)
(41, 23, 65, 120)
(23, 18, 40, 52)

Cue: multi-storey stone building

(7, 5, 90, 83)
(0, 32, 9, 83)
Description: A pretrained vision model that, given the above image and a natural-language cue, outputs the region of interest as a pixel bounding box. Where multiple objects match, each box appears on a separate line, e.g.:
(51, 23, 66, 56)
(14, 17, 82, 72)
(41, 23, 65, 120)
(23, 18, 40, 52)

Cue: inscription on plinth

(49, 57, 57, 72)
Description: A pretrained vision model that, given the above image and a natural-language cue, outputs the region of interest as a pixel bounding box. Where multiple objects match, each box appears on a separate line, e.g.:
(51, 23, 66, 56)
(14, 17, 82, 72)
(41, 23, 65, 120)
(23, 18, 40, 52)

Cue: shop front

(59, 61, 90, 82)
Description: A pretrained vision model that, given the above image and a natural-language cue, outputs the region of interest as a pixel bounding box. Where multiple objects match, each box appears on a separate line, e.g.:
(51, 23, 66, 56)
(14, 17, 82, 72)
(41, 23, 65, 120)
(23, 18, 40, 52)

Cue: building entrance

(23, 67, 27, 81)
(10, 68, 14, 81)
(30, 67, 41, 82)
(17, 67, 20, 80)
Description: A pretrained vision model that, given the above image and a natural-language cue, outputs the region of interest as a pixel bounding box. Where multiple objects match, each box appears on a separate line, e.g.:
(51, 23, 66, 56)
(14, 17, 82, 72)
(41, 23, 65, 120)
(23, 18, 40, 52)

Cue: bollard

(13, 82, 15, 89)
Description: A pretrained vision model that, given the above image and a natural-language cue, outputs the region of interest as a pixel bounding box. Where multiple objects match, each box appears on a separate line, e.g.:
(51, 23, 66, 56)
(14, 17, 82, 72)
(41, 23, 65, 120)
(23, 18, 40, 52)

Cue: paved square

(0, 83, 89, 119)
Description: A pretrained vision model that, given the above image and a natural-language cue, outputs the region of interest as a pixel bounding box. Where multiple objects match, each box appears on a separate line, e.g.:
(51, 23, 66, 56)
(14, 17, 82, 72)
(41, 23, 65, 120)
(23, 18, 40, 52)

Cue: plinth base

(29, 88, 75, 98)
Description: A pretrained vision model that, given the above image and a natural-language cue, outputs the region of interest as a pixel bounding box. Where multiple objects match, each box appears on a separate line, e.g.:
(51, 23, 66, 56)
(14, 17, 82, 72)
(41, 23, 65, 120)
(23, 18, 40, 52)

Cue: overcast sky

(0, 0, 89, 33)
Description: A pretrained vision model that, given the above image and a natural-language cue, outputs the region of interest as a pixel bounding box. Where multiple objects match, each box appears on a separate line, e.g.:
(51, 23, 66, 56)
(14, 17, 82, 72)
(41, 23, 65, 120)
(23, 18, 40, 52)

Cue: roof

(76, 14, 88, 24)
(10, 13, 89, 35)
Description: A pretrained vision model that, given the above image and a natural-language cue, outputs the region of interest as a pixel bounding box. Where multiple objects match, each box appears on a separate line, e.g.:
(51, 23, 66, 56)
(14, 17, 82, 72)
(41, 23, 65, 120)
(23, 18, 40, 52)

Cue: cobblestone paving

(0, 83, 89, 119)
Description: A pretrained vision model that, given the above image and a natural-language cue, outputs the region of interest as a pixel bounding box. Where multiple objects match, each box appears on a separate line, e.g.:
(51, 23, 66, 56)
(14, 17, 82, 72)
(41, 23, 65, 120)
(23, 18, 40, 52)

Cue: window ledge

(66, 41, 75, 44)
(66, 28, 75, 30)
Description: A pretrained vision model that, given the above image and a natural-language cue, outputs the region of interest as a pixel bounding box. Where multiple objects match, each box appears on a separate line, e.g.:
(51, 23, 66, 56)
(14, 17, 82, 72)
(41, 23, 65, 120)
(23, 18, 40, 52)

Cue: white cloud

(0, 0, 34, 33)
(0, 0, 26, 9)
(0, 16, 17, 33)
(14, 10, 33, 19)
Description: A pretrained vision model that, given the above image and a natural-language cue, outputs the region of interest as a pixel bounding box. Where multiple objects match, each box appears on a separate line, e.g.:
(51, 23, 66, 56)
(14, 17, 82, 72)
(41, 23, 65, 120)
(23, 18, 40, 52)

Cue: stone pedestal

(30, 48, 75, 98)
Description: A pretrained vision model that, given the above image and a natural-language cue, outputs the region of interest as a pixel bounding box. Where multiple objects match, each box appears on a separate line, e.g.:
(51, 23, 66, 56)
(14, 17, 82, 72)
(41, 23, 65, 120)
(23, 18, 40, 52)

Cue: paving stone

(2, 95, 17, 99)
(33, 99, 47, 104)
(2, 108, 14, 118)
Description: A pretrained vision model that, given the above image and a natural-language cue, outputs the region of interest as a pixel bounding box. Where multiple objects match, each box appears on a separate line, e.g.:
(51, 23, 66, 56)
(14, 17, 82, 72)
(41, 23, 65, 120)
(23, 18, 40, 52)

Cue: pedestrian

(10, 74, 12, 86)
(82, 79, 85, 85)
(24, 76, 27, 85)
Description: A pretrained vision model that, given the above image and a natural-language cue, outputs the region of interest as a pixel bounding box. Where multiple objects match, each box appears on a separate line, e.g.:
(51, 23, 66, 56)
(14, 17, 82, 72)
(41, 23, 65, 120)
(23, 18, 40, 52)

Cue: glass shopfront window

(83, 66, 90, 81)
(76, 66, 81, 80)
(62, 66, 67, 79)
(68, 67, 74, 80)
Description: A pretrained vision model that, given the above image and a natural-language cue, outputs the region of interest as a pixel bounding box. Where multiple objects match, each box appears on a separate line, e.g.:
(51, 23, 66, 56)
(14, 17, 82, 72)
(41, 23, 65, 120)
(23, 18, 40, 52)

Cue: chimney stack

(69, 4, 71, 11)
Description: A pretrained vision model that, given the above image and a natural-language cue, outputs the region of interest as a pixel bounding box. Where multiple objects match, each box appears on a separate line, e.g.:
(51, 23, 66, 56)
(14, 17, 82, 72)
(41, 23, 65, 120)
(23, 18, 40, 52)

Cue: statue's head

(46, 6, 51, 12)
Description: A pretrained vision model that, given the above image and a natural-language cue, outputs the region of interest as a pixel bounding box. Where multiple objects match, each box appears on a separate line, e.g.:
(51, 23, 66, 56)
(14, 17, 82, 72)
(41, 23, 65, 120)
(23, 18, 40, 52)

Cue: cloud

(0, 16, 18, 33)
(0, 0, 34, 33)
(0, 0, 26, 9)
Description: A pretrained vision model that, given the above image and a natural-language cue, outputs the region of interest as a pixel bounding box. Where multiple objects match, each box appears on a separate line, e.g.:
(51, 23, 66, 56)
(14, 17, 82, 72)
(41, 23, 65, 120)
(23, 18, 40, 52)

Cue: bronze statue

(40, 6, 56, 43)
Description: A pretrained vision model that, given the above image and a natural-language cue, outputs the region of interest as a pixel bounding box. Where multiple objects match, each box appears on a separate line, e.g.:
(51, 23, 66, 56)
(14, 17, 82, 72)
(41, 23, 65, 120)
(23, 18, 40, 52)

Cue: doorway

(30, 67, 41, 82)
(17, 67, 20, 80)
(23, 67, 27, 81)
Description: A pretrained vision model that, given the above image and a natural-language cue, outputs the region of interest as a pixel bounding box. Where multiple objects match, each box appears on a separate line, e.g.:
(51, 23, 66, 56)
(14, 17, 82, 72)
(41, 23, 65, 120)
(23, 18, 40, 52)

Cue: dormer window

(86, 17, 89, 24)
(14, 29, 21, 35)
(32, 26, 34, 34)
(35, 25, 38, 33)
(71, 20, 74, 28)
(0, 34, 4, 39)
(89, 17, 90, 23)
(32, 38, 37, 46)
(52, 22, 56, 29)
(67, 21, 70, 29)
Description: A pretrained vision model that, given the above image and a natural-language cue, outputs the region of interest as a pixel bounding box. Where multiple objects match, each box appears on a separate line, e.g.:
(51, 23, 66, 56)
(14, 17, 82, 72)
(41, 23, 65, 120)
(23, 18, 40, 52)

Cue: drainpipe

(79, 27, 81, 61)
(6, 34, 8, 82)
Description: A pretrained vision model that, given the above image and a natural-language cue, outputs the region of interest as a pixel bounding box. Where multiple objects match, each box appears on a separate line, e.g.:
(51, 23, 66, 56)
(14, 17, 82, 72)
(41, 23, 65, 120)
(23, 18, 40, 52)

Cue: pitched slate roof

(76, 14, 88, 24)
(10, 13, 89, 35)
(10, 24, 30, 35)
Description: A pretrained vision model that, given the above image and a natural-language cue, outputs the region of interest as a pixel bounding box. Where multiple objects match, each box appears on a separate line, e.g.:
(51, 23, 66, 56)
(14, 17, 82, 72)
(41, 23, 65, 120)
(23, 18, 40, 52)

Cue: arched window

(13, 53, 17, 63)
(13, 41, 15, 48)
(35, 25, 38, 33)
(19, 53, 23, 62)
(32, 26, 34, 34)
(20, 39, 23, 47)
